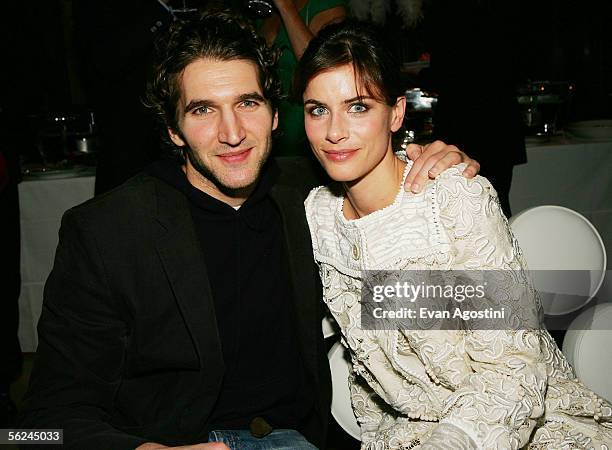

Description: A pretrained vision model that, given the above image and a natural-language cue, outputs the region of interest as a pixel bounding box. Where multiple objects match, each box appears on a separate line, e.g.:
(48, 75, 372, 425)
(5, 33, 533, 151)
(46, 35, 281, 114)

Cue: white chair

(562, 302, 612, 403)
(328, 340, 361, 440)
(509, 205, 607, 315)
(322, 314, 339, 339)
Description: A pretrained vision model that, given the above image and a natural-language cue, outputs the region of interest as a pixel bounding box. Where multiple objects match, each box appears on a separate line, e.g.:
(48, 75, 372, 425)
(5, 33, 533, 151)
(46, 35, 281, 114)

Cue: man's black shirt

(147, 159, 312, 434)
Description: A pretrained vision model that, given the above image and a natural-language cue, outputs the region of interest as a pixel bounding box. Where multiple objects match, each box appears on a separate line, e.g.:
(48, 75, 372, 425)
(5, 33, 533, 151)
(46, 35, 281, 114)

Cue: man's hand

(136, 443, 230, 450)
(404, 140, 480, 193)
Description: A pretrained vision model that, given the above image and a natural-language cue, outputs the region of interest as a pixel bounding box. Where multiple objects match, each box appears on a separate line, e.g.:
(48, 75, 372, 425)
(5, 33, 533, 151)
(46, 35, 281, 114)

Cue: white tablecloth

(511, 138, 612, 259)
(17, 140, 612, 351)
(510, 137, 612, 310)
(18, 174, 95, 352)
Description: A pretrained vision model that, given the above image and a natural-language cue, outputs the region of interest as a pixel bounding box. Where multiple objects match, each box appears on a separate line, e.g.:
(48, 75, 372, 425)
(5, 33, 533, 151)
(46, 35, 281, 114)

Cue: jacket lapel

(152, 181, 225, 380)
(270, 184, 321, 380)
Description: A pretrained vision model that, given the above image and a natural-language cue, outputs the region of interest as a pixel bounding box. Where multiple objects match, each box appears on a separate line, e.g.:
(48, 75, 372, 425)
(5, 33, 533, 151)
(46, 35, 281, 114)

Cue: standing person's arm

(272, 0, 346, 60)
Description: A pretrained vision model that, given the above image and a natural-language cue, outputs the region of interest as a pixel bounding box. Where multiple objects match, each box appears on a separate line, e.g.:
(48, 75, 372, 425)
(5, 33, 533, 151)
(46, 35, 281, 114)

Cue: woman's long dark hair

(293, 20, 402, 106)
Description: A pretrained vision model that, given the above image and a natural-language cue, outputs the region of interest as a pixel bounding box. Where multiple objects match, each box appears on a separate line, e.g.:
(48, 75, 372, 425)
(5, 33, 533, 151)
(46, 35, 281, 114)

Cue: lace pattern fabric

(305, 161, 612, 449)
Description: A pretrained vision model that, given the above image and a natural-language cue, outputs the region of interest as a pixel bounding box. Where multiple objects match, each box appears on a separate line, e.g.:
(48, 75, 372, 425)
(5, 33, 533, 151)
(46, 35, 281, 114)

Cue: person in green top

(259, 0, 347, 156)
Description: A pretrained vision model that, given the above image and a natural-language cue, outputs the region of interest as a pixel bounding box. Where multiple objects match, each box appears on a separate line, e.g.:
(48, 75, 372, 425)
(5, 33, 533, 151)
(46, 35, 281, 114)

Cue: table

(17, 140, 612, 351)
(18, 173, 95, 352)
(510, 137, 612, 301)
(511, 137, 612, 259)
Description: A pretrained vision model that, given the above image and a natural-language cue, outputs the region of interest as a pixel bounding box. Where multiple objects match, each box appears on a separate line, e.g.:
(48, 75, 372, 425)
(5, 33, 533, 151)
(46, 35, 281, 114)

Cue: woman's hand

(404, 140, 480, 193)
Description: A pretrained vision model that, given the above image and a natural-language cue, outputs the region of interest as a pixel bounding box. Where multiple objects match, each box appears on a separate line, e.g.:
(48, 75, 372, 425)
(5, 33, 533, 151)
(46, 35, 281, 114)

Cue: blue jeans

(207, 429, 317, 450)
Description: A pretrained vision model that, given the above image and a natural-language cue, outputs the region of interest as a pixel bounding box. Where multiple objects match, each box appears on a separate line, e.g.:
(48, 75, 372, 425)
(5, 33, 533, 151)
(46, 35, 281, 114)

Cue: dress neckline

(336, 156, 412, 227)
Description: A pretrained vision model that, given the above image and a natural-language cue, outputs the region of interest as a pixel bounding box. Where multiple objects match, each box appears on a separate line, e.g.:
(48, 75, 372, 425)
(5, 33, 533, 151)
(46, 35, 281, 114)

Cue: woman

(296, 21, 612, 449)
(259, 0, 347, 155)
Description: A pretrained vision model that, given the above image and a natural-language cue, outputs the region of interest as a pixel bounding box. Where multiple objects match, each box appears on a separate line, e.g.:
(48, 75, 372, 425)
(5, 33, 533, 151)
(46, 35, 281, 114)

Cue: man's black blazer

(19, 158, 331, 449)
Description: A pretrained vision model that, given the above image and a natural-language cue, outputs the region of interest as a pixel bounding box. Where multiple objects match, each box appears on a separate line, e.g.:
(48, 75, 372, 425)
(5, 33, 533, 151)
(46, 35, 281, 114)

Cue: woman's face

(303, 63, 405, 183)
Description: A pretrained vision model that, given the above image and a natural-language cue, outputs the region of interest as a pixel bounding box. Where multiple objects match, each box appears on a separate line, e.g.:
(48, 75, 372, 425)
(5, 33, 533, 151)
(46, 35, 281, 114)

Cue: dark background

(1, 0, 611, 135)
(393, 0, 612, 121)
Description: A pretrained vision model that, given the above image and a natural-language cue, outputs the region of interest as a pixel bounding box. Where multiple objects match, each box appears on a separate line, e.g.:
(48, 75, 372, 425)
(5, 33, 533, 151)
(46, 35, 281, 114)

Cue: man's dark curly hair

(144, 9, 281, 156)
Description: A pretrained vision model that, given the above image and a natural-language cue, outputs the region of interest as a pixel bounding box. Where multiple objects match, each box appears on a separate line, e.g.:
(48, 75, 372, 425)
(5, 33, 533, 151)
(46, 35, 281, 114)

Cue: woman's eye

(348, 103, 368, 113)
(309, 106, 328, 116)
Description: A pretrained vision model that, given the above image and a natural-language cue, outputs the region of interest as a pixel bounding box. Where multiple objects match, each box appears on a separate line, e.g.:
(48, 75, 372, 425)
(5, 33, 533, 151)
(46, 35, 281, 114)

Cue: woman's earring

(400, 129, 415, 150)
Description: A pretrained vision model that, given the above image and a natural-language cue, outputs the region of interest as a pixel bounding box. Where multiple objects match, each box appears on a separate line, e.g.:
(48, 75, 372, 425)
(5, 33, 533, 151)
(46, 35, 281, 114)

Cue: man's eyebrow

(184, 99, 213, 113)
(237, 92, 266, 103)
(183, 93, 266, 113)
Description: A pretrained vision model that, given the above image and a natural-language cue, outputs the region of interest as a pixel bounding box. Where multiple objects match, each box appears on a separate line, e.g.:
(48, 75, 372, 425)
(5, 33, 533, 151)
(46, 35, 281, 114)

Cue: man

(19, 10, 479, 449)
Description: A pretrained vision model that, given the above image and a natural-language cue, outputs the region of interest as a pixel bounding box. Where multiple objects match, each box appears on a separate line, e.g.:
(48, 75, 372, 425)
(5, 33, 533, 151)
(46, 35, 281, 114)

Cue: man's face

(168, 58, 278, 203)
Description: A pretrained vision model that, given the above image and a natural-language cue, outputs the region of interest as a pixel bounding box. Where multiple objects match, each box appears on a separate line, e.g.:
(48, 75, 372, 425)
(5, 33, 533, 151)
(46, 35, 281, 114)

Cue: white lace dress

(305, 160, 612, 449)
